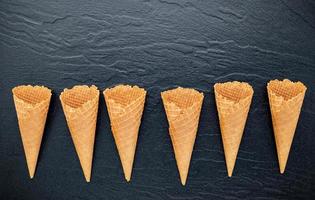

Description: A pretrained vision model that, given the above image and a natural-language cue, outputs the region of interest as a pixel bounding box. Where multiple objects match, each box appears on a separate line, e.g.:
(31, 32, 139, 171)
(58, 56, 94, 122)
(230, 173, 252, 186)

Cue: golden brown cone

(267, 79, 306, 174)
(12, 85, 52, 179)
(161, 87, 204, 185)
(104, 85, 146, 182)
(214, 81, 253, 177)
(60, 85, 99, 182)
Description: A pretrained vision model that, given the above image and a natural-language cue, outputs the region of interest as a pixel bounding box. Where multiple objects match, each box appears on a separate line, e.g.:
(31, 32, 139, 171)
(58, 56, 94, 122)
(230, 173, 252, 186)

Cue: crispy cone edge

(60, 85, 99, 182)
(12, 85, 52, 179)
(161, 87, 204, 185)
(104, 85, 146, 182)
(214, 81, 253, 177)
(267, 79, 307, 174)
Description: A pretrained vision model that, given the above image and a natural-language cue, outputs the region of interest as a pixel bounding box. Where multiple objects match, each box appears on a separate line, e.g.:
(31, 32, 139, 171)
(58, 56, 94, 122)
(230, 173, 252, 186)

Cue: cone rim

(104, 84, 145, 92)
(214, 81, 253, 105)
(161, 87, 204, 110)
(60, 85, 99, 112)
(12, 85, 52, 108)
(267, 79, 307, 103)
(103, 84, 146, 111)
(104, 85, 146, 99)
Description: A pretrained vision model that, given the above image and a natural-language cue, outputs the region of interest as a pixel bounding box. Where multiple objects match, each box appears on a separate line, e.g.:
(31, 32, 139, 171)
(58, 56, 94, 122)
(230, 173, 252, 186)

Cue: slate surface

(0, 0, 315, 199)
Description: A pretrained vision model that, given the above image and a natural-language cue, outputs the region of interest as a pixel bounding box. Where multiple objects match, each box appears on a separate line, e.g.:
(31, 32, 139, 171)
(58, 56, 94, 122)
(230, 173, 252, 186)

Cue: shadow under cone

(60, 85, 99, 182)
(214, 81, 253, 177)
(104, 85, 146, 182)
(12, 85, 52, 179)
(161, 87, 203, 185)
(267, 79, 306, 174)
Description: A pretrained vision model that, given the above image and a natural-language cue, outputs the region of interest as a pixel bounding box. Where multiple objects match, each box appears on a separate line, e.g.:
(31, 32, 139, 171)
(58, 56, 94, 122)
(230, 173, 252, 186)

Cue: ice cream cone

(267, 79, 306, 174)
(161, 87, 204, 185)
(104, 85, 146, 182)
(60, 85, 99, 182)
(214, 81, 253, 177)
(12, 85, 52, 179)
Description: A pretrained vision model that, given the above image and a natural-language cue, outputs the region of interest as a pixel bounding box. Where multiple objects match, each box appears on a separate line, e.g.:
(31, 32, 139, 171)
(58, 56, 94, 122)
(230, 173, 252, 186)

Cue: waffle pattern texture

(12, 85, 52, 178)
(267, 79, 306, 173)
(60, 85, 99, 182)
(161, 87, 204, 185)
(104, 85, 146, 182)
(214, 81, 253, 177)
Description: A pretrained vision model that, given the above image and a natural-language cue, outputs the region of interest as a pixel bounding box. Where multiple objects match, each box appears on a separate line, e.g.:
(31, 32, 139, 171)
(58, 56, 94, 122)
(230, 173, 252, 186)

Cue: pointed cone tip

(178, 167, 188, 186)
(180, 178, 186, 186)
(122, 165, 133, 182)
(85, 175, 91, 182)
(80, 159, 93, 183)
(280, 166, 285, 174)
(228, 170, 233, 177)
(125, 176, 131, 182)
(124, 170, 132, 182)
(28, 166, 36, 179)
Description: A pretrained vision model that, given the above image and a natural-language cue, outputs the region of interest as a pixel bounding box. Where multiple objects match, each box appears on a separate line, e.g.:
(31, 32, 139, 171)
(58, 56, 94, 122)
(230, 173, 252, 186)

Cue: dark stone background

(0, 0, 314, 199)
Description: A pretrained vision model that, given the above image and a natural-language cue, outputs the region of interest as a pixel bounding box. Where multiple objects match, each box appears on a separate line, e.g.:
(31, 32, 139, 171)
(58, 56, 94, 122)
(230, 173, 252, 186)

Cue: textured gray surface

(0, 0, 315, 199)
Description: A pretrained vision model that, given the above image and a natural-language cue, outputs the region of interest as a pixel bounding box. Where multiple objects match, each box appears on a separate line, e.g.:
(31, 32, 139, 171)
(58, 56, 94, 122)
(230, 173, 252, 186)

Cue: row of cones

(12, 79, 307, 185)
(214, 79, 306, 177)
(13, 84, 146, 183)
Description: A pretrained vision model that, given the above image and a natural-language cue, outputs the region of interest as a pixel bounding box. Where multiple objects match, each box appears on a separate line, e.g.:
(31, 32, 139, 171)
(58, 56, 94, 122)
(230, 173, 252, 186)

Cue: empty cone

(214, 81, 253, 177)
(267, 79, 306, 174)
(12, 85, 52, 179)
(161, 87, 204, 185)
(104, 85, 146, 182)
(60, 85, 99, 182)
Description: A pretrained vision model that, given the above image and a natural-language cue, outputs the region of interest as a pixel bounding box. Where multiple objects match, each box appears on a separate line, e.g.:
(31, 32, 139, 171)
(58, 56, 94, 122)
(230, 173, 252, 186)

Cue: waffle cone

(12, 85, 52, 179)
(60, 85, 99, 182)
(214, 81, 253, 177)
(161, 87, 204, 185)
(267, 79, 306, 174)
(104, 85, 146, 182)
